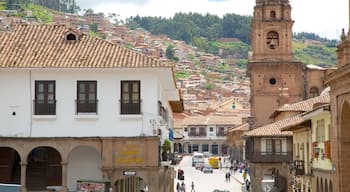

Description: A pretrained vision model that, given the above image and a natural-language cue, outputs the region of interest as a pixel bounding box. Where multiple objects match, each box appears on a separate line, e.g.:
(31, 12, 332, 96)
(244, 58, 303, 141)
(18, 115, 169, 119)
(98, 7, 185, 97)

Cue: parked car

(195, 161, 204, 170)
(202, 164, 213, 173)
(203, 152, 211, 157)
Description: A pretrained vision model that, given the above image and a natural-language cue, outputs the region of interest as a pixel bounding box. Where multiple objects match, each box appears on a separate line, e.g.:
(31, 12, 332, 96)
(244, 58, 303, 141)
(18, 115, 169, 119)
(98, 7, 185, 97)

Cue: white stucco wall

(0, 68, 177, 138)
(67, 146, 103, 191)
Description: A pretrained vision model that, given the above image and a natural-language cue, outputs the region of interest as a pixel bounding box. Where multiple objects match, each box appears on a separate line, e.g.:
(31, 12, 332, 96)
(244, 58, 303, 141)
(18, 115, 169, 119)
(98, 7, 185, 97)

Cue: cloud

(208, 0, 229, 2)
(77, 0, 150, 9)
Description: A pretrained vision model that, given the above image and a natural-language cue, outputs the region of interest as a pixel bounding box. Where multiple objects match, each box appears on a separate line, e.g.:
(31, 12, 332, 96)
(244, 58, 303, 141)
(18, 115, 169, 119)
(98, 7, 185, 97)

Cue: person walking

(190, 181, 195, 192)
(242, 170, 248, 181)
(176, 182, 180, 192)
(227, 172, 231, 182)
(181, 181, 186, 192)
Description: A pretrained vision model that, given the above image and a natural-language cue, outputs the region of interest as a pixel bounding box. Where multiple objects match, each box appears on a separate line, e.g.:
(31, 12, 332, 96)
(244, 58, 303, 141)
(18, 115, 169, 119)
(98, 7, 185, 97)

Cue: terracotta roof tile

(270, 94, 330, 118)
(277, 95, 329, 112)
(228, 123, 249, 132)
(244, 115, 303, 137)
(0, 24, 170, 68)
(181, 115, 242, 126)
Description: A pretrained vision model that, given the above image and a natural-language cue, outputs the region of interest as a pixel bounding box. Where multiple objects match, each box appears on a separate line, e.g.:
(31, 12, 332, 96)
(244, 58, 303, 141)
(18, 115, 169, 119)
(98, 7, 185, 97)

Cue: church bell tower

(248, 0, 305, 128)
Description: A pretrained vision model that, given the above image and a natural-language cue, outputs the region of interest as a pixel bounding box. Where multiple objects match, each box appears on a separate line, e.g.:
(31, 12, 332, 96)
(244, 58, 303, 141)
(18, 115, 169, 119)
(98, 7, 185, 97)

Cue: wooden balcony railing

(246, 151, 293, 163)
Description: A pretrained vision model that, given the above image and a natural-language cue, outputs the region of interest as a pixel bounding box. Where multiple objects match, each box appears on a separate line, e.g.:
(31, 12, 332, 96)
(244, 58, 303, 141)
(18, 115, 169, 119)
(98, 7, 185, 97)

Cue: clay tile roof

(228, 123, 249, 133)
(270, 94, 330, 118)
(181, 115, 242, 126)
(0, 24, 170, 68)
(244, 115, 303, 137)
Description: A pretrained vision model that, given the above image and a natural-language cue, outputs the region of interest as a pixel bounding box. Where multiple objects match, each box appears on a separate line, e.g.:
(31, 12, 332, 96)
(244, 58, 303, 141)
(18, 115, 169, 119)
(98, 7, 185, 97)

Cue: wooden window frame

(120, 80, 141, 114)
(34, 80, 56, 115)
(76, 81, 97, 114)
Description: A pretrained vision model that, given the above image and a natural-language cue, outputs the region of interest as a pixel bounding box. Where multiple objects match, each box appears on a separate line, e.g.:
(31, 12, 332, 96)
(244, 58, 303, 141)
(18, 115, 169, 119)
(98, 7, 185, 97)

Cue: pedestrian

(242, 171, 247, 181)
(181, 181, 186, 192)
(245, 180, 251, 191)
(190, 181, 195, 192)
(176, 182, 180, 192)
(227, 172, 231, 182)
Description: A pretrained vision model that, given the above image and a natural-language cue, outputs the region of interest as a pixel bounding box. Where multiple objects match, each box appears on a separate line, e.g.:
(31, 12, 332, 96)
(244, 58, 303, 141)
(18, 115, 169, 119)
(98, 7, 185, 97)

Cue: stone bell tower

(247, 0, 305, 128)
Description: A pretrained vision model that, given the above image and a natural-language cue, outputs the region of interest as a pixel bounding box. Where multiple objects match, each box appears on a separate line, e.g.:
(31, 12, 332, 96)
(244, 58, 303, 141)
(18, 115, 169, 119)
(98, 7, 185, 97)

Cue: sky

(76, 0, 349, 40)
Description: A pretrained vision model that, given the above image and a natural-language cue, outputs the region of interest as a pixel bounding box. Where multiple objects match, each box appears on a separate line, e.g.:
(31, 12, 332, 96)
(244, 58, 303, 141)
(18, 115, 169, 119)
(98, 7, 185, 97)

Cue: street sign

(123, 171, 137, 176)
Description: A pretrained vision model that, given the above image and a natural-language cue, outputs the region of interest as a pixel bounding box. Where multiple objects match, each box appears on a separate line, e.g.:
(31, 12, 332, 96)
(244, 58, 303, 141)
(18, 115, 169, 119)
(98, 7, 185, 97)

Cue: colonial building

(245, 0, 334, 191)
(247, 0, 332, 128)
(326, 26, 350, 192)
(280, 93, 332, 192)
(173, 115, 242, 155)
(0, 24, 183, 192)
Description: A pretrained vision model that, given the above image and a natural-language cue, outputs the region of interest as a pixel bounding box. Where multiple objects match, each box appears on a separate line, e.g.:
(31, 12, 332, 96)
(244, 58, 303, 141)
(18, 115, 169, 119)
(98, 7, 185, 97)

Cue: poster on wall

(76, 180, 106, 192)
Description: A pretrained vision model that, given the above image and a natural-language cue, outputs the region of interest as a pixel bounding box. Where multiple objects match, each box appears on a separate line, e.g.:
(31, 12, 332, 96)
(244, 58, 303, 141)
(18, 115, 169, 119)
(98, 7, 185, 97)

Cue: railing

(216, 132, 226, 136)
(246, 151, 293, 163)
(75, 99, 98, 114)
(292, 160, 305, 176)
(33, 100, 56, 115)
(188, 132, 207, 137)
(119, 99, 142, 114)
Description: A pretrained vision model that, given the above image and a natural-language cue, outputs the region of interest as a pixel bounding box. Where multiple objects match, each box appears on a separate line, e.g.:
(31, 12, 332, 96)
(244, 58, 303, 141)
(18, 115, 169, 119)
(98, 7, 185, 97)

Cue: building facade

(327, 27, 350, 192)
(174, 115, 242, 156)
(0, 24, 183, 192)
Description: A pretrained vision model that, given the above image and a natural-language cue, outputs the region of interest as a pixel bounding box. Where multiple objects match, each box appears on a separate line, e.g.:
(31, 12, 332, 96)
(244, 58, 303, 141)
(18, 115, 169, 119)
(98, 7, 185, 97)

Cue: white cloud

(77, 0, 348, 39)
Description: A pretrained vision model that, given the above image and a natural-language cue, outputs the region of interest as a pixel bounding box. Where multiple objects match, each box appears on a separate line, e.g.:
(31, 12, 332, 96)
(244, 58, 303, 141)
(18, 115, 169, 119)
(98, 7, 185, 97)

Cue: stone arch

(26, 146, 62, 191)
(320, 177, 324, 192)
(261, 167, 277, 191)
(67, 145, 103, 192)
(270, 10, 276, 19)
(0, 147, 21, 184)
(340, 100, 350, 185)
(266, 31, 279, 49)
(114, 176, 146, 192)
(329, 180, 333, 192)
(325, 178, 328, 192)
(309, 86, 319, 98)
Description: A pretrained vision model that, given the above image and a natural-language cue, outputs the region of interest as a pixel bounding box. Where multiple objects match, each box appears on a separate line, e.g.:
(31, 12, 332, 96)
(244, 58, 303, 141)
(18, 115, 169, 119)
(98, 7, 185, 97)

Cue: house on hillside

(0, 24, 183, 192)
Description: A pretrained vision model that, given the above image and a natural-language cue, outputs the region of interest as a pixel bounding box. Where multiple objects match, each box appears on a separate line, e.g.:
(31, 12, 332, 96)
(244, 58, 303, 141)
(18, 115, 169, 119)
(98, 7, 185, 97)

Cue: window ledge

(119, 114, 142, 120)
(32, 115, 57, 120)
(74, 114, 99, 120)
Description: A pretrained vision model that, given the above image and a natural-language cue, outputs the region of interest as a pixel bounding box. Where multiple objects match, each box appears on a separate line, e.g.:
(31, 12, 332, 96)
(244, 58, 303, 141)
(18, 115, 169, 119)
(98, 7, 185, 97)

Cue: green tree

(166, 45, 175, 60)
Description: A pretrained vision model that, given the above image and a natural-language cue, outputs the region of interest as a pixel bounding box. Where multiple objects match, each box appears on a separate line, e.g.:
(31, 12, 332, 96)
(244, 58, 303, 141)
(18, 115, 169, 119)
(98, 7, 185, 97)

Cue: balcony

(291, 160, 305, 176)
(33, 100, 56, 115)
(188, 132, 207, 137)
(216, 132, 226, 137)
(76, 99, 98, 114)
(246, 151, 293, 163)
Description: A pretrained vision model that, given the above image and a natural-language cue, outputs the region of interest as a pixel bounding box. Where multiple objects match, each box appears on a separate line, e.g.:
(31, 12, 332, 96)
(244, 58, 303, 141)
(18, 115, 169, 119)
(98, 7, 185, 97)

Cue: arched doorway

(114, 176, 146, 192)
(211, 144, 219, 155)
(26, 146, 62, 190)
(0, 147, 21, 184)
(340, 101, 350, 187)
(67, 146, 103, 192)
(262, 168, 275, 191)
(329, 180, 333, 192)
(325, 179, 328, 192)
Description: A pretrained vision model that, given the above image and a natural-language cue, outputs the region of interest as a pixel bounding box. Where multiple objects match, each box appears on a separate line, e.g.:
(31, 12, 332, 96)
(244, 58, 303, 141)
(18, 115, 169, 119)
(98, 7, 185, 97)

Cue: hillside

(126, 14, 338, 68)
(1, 1, 339, 68)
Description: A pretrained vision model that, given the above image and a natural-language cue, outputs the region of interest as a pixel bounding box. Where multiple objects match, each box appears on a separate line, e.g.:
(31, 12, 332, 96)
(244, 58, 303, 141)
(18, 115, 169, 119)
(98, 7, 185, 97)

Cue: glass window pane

(89, 93, 95, 100)
(123, 83, 129, 92)
(79, 93, 85, 101)
(79, 83, 85, 93)
(48, 83, 54, 93)
(89, 83, 95, 92)
(132, 93, 139, 102)
(123, 94, 129, 102)
(37, 94, 44, 103)
(38, 83, 44, 93)
(132, 83, 139, 92)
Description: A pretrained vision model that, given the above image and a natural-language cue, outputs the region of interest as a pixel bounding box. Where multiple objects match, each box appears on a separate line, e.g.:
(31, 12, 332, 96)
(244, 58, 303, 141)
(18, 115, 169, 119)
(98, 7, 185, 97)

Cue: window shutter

(325, 140, 331, 159)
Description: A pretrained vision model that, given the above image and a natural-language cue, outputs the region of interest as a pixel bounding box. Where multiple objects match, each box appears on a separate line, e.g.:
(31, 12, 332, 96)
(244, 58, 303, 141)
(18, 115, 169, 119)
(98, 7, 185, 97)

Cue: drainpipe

(29, 69, 33, 137)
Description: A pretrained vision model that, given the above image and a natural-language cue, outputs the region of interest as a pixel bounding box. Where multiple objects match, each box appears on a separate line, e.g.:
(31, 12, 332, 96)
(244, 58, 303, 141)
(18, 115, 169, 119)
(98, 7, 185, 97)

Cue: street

(173, 156, 245, 192)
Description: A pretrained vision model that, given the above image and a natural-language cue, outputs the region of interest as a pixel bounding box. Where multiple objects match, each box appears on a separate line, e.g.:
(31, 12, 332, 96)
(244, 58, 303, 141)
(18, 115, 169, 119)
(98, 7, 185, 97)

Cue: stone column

(20, 162, 27, 192)
(60, 161, 68, 192)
